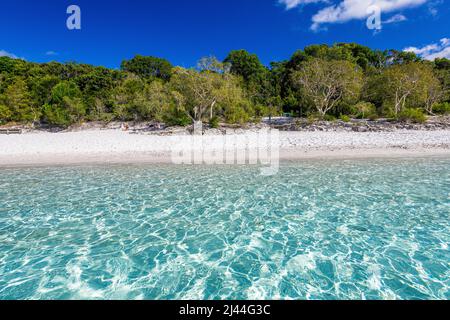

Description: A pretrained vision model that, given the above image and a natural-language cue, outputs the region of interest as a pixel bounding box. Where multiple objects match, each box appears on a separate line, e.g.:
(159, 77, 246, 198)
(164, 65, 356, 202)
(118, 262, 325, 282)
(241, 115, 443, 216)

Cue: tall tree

(121, 55, 173, 81)
(224, 50, 266, 83)
(378, 63, 440, 116)
(3, 78, 37, 122)
(434, 58, 450, 103)
(292, 58, 363, 117)
(42, 81, 85, 126)
(169, 67, 222, 122)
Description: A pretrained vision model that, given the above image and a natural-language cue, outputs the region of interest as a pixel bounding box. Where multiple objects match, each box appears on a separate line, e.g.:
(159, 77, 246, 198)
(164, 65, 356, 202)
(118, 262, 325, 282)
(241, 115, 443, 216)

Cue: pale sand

(0, 129, 449, 166)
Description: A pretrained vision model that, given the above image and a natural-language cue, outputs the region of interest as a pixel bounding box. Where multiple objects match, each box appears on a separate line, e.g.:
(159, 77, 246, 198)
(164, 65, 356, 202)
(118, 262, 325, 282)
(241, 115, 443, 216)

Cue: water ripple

(0, 158, 449, 300)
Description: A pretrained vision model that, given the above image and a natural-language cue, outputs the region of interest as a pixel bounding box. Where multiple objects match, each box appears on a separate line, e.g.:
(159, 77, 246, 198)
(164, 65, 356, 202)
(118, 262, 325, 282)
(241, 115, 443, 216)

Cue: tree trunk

(193, 120, 203, 135)
(209, 101, 216, 120)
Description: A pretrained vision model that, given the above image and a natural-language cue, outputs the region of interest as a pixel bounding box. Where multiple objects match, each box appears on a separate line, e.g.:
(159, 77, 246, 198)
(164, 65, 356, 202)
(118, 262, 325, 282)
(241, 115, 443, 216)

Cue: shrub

(253, 104, 269, 118)
(307, 114, 318, 124)
(433, 102, 450, 115)
(209, 116, 220, 128)
(353, 102, 377, 119)
(0, 104, 12, 124)
(224, 102, 250, 124)
(339, 115, 351, 122)
(323, 114, 337, 122)
(162, 105, 191, 126)
(398, 108, 426, 123)
(42, 104, 71, 127)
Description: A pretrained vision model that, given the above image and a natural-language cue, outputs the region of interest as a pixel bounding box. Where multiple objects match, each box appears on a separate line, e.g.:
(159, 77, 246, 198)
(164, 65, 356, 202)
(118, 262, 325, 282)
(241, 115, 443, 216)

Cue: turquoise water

(0, 158, 449, 300)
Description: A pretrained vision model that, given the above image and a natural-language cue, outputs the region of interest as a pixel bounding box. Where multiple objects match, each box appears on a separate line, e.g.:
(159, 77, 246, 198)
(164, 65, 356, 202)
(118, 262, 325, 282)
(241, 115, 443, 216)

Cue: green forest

(0, 43, 449, 128)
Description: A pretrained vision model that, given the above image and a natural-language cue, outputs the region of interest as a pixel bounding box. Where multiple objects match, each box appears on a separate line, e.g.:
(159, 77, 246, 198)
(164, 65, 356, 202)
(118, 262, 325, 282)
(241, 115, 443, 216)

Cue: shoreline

(0, 129, 449, 167)
(1, 150, 449, 168)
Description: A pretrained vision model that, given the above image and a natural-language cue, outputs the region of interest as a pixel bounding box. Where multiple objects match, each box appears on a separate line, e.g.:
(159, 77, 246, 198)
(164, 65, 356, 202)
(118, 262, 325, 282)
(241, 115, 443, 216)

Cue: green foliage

(0, 43, 445, 128)
(292, 58, 363, 117)
(323, 114, 337, 122)
(0, 104, 12, 124)
(30, 75, 60, 107)
(2, 78, 36, 122)
(121, 55, 173, 81)
(42, 96, 86, 127)
(42, 103, 71, 127)
(39, 81, 86, 126)
(433, 102, 450, 115)
(209, 116, 220, 128)
(362, 62, 442, 118)
(112, 77, 145, 121)
(307, 114, 318, 124)
(339, 115, 351, 122)
(224, 50, 267, 83)
(353, 102, 377, 119)
(398, 108, 427, 123)
(51, 81, 81, 104)
(162, 103, 192, 126)
(224, 102, 251, 124)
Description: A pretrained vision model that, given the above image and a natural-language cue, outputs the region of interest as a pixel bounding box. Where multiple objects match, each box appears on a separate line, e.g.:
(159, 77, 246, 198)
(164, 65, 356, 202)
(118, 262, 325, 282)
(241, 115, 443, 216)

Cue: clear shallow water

(0, 158, 449, 300)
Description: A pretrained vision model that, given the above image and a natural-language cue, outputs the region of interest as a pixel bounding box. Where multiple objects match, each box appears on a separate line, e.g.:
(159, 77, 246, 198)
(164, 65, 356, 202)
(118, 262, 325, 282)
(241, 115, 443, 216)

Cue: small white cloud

(404, 37, 450, 60)
(440, 38, 450, 46)
(45, 51, 59, 56)
(404, 44, 439, 55)
(0, 50, 19, 59)
(426, 46, 450, 60)
(384, 14, 407, 24)
(279, 0, 327, 10)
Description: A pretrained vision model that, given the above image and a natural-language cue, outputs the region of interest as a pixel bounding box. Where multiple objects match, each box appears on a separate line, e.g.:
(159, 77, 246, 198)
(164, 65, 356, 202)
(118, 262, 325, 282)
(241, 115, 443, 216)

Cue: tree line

(0, 43, 449, 127)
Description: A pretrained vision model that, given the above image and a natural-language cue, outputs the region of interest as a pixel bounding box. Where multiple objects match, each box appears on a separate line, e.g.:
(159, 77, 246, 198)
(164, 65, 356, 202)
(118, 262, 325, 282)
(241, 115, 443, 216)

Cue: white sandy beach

(0, 129, 449, 166)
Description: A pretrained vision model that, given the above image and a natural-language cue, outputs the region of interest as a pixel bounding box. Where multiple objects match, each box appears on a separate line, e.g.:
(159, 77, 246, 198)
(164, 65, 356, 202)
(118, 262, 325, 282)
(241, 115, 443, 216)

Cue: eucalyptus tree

(292, 58, 363, 118)
(378, 62, 443, 116)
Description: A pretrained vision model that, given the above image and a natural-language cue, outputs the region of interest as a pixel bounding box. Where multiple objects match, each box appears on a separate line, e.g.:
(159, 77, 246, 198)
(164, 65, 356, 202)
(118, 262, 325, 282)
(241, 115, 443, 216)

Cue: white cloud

(0, 50, 19, 59)
(279, 0, 327, 10)
(440, 38, 450, 46)
(311, 0, 428, 29)
(404, 37, 450, 60)
(280, 0, 431, 30)
(384, 13, 407, 24)
(404, 44, 439, 55)
(425, 47, 450, 60)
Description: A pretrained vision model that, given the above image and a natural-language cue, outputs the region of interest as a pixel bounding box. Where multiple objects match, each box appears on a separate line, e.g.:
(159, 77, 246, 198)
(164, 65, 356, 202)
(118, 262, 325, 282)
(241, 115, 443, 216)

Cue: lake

(0, 158, 449, 299)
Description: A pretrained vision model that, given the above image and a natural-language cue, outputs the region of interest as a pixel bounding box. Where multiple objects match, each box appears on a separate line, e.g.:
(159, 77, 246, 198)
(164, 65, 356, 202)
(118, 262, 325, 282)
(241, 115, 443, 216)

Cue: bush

(323, 114, 337, 122)
(42, 104, 71, 127)
(224, 103, 250, 124)
(307, 114, 318, 124)
(353, 102, 377, 119)
(162, 105, 191, 126)
(339, 115, 351, 122)
(209, 116, 220, 129)
(0, 104, 12, 124)
(253, 104, 269, 118)
(433, 102, 450, 115)
(398, 108, 426, 123)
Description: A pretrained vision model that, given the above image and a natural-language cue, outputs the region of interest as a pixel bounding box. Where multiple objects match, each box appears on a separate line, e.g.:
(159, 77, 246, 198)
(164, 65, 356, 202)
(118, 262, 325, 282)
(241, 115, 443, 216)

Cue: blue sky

(0, 0, 449, 68)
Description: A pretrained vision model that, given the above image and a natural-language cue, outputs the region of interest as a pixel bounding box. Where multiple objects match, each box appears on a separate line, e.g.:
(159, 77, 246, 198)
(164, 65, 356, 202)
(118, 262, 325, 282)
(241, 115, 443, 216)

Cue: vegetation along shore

(1, 43, 449, 130)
